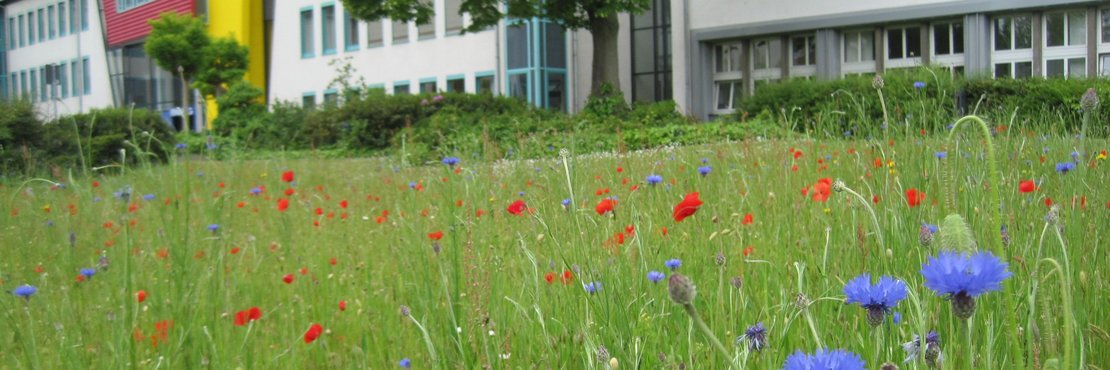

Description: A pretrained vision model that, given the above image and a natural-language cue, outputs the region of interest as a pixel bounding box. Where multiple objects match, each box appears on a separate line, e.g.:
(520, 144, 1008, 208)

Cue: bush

(45, 108, 177, 169)
(0, 100, 46, 175)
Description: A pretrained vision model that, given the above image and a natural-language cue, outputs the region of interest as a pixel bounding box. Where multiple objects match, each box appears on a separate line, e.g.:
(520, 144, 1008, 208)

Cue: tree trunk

(589, 14, 621, 97)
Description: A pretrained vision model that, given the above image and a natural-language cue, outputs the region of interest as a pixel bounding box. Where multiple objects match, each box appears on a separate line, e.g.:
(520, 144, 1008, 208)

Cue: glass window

(118, 0, 155, 12)
(508, 73, 528, 101)
(71, 60, 78, 96)
(41, 67, 49, 101)
(546, 72, 565, 111)
(323, 91, 338, 106)
(715, 43, 742, 73)
(70, 0, 78, 33)
(322, 5, 336, 54)
(1103, 9, 1110, 43)
(1047, 59, 1065, 77)
(302, 93, 316, 109)
(393, 82, 409, 95)
(1101, 53, 1110, 76)
(59, 63, 68, 98)
(392, 20, 408, 44)
(545, 23, 566, 68)
(714, 80, 739, 110)
(417, 8, 434, 38)
(631, 0, 672, 103)
(58, 2, 66, 37)
(20, 71, 27, 98)
(81, 0, 88, 30)
(367, 20, 382, 46)
(476, 74, 494, 94)
(301, 9, 314, 57)
(445, 0, 463, 33)
(28, 12, 34, 45)
(995, 15, 1032, 50)
(506, 23, 528, 69)
(38, 9, 45, 41)
(447, 77, 464, 92)
(843, 30, 874, 63)
(753, 38, 781, 69)
(887, 26, 921, 59)
(934, 21, 964, 55)
(633, 29, 653, 73)
(8, 18, 14, 50)
(792, 35, 816, 66)
(82, 57, 90, 94)
(1068, 58, 1086, 78)
(344, 12, 359, 50)
(30, 69, 36, 103)
(419, 80, 436, 93)
(48, 6, 55, 39)
(17, 15, 23, 47)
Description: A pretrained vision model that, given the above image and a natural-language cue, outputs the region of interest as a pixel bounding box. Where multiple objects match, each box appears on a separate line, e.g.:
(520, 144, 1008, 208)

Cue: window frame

(885, 25, 923, 69)
(302, 91, 317, 109)
(789, 33, 817, 79)
(343, 10, 360, 52)
(393, 80, 410, 95)
(474, 71, 495, 94)
(81, 56, 90, 95)
(321, 3, 337, 55)
(367, 20, 383, 47)
(300, 7, 315, 58)
(392, 19, 409, 45)
(711, 40, 743, 114)
(58, 2, 66, 37)
(446, 74, 466, 92)
(841, 29, 876, 75)
(932, 20, 965, 69)
(418, 77, 437, 93)
(1043, 9, 1088, 78)
(444, 0, 464, 35)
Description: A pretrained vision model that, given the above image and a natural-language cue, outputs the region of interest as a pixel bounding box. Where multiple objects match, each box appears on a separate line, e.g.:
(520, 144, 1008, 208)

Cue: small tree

(342, 0, 649, 97)
(195, 37, 250, 98)
(145, 12, 209, 130)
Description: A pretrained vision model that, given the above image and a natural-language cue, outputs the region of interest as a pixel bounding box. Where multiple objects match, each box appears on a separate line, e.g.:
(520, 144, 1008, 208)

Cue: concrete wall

(269, 0, 499, 105)
(6, 0, 114, 119)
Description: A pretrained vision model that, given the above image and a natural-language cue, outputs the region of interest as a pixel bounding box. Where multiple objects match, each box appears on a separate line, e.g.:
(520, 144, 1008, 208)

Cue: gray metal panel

(964, 13, 992, 76)
(1088, 6, 1098, 77)
(815, 29, 840, 80)
(691, 0, 1099, 42)
(1033, 12, 1043, 76)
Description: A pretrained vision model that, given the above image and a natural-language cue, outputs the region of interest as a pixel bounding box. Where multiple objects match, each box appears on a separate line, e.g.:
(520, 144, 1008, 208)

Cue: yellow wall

(204, 0, 267, 129)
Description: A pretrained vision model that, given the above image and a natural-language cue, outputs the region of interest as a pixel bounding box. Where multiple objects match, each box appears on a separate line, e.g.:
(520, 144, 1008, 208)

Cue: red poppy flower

(1019, 180, 1036, 193)
(742, 213, 753, 225)
(1045, 197, 1054, 208)
(304, 323, 324, 344)
(872, 194, 880, 204)
(285, 188, 296, 196)
(507, 200, 526, 215)
(673, 192, 703, 222)
(277, 198, 289, 211)
(282, 274, 294, 284)
(230, 247, 241, 254)
(595, 198, 616, 215)
(338, 300, 347, 311)
(561, 270, 574, 284)
(793, 150, 803, 159)
(812, 178, 832, 202)
(235, 307, 263, 326)
(281, 171, 295, 183)
(905, 188, 925, 207)
(661, 227, 668, 236)
(544, 272, 556, 284)
(92, 181, 100, 188)
(873, 158, 883, 168)
(339, 200, 348, 209)
(137, 290, 147, 303)
(428, 231, 444, 240)
(743, 246, 754, 257)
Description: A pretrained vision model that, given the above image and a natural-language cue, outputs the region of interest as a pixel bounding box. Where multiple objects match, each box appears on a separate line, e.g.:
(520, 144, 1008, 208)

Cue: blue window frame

(302, 92, 316, 109)
(343, 11, 359, 51)
(475, 71, 495, 94)
(18, 15, 24, 47)
(117, 0, 155, 13)
(446, 74, 465, 92)
(418, 77, 436, 93)
(321, 3, 336, 55)
(6, 17, 13, 50)
(38, 9, 45, 42)
(504, 18, 567, 111)
(81, 57, 89, 95)
(58, 2, 66, 37)
(393, 81, 410, 95)
(300, 7, 315, 58)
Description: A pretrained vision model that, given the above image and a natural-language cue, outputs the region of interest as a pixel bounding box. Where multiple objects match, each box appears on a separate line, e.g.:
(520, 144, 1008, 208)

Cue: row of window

(8, 57, 93, 103)
(711, 8, 1110, 112)
(301, 73, 496, 108)
(5, 0, 89, 51)
(300, 0, 465, 59)
(116, 0, 154, 13)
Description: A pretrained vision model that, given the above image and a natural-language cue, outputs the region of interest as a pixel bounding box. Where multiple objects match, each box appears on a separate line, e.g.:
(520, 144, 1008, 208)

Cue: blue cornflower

(736, 322, 767, 352)
(646, 174, 663, 185)
(892, 312, 903, 325)
(697, 166, 711, 176)
(1056, 162, 1075, 174)
(1071, 151, 1080, 160)
(250, 187, 263, 195)
(442, 156, 460, 166)
(783, 348, 866, 370)
(935, 151, 947, 159)
(843, 273, 908, 326)
(93, 196, 102, 203)
(207, 224, 220, 233)
(583, 281, 601, 294)
(913, 81, 926, 89)
(408, 182, 418, 189)
(518, 191, 525, 197)
(664, 258, 681, 271)
(700, 158, 709, 164)
(919, 223, 938, 247)
(114, 186, 132, 201)
(561, 198, 571, 209)
(920, 251, 1012, 320)
(175, 143, 187, 150)
(647, 271, 666, 283)
(80, 268, 96, 279)
(399, 357, 411, 368)
(142, 194, 156, 201)
(13, 285, 37, 299)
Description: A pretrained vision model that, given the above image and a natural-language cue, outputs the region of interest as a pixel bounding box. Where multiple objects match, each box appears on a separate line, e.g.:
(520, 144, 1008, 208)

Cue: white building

(264, 0, 1110, 119)
(2, 0, 113, 119)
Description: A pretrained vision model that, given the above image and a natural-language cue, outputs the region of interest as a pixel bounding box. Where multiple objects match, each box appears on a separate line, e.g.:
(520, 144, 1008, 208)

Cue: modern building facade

(2, 0, 113, 120)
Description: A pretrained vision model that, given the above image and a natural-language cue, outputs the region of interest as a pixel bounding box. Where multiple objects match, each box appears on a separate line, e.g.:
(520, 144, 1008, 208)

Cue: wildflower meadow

(3, 96, 1110, 368)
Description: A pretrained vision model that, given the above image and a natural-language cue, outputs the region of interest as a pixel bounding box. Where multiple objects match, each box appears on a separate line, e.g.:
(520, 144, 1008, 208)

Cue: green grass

(1, 128, 1107, 369)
